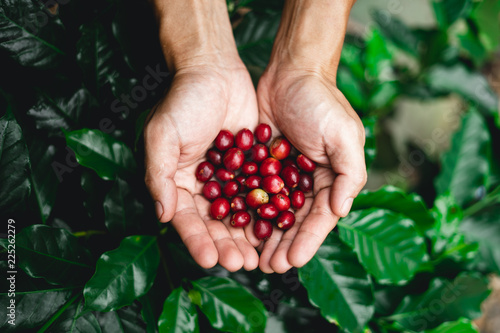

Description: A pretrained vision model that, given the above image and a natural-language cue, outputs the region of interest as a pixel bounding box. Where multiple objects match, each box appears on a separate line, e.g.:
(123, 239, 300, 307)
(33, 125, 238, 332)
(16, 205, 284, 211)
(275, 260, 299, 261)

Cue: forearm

(151, 0, 240, 72)
(268, 0, 356, 79)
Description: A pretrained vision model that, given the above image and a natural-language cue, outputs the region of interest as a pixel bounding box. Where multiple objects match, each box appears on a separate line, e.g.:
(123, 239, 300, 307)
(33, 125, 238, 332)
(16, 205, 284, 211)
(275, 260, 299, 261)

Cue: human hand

(144, 64, 261, 272)
(145, 0, 260, 272)
(256, 69, 367, 273)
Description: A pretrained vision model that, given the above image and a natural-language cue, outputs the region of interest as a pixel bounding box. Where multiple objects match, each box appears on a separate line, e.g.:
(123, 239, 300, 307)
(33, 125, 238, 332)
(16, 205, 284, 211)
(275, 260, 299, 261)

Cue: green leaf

(425, 318, 479, 333)
(460, 204, 500, 273)
(363, 117, 377, 169)
(470, 0, 500, 53)
(0, 108, 31, 213)
(192, 276, 267, 333)
(430, 194, 478, 262)
(340, 42, 364, 80)
(338, 208, 428, 285)
(96, 302, 147, 333)
(65, 129, 136, 181)
(391, 273, 490, 331)
(83, 235, 160, 312)
(456, 22, 488, 67)
(0, 0, 65, 69)
(28, 139, 58, 223)
(77, 21, 131, 98)
(0, 287, 74, 332)
(27, 89, 94, 136)
(298, 233, 374, 333)
(104, 177, 144, 237)
(352, 186, 435, 234)
(426, 65, 498, 113)
(50, 301, 102, 333)
(158, 287, 199, 333)
(234, 10, 281, 69)
(365, 29, 394, 83)
(337, 66, 367, 111)
(432, 0, 474, 29)
(372, 10, 420, 56)
(368, 81, 399, 112)
(16, 225, 93, 285)
(435, 109, 491, 207)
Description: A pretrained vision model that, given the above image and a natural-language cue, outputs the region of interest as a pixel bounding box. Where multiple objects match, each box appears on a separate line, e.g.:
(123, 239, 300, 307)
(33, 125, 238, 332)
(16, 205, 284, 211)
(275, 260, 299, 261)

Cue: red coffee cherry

(215, 168, 235, 182)
(202, 181, 222, 201)
(196, 161, 215, 182)
(254, 123, 272, 144)
(235, 128, 254, 151)
(246, 175, 262, 190)
(281, 165, 300, 188)
(298, 174, 313, 193)
(206, 149, 223, 166)
(250, 144, 269, 163)
(230, 196, 247, 212)
(223, 181, 240, 198)
(257, 203, 279, 220)
(223, 147, 244, 171)
(230, 211, 251, 227)
(260, 157, 282, 177)
(290, 190, 305, 209)
(276, 211, 295, 230)
(215, 130, 234, 151)
(261, 175, 285, 194)
(254, 219, 273, 240)
(296, 154, 316, 173)
(210, 198, 230, 220)
(270, 194, 291, 211)
(242, 161, 258, 175)
(269, 136, 291, 160)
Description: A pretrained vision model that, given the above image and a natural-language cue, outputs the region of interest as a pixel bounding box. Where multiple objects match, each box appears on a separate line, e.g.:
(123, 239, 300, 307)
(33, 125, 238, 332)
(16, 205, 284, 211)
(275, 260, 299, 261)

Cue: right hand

(144, 62, 261, 272)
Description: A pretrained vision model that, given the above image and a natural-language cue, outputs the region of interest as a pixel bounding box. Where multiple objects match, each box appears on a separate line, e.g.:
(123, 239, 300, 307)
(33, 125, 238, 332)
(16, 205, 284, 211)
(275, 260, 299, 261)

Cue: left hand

(255, 68, 367, 273)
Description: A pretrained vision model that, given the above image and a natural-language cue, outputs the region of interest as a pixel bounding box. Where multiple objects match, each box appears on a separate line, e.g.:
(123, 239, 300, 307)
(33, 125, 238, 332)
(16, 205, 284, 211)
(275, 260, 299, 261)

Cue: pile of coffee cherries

(195, 124, 315, 240)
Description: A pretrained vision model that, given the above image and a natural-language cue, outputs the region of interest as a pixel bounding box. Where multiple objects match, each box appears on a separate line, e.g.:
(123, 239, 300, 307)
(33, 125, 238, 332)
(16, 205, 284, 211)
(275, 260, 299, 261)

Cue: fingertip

(150, 178, 177, 222)
(287, 244, 310, 268)
(270, 256, 293, 274)
(220, 250, 244, 272)
(196, 249, 219, 270)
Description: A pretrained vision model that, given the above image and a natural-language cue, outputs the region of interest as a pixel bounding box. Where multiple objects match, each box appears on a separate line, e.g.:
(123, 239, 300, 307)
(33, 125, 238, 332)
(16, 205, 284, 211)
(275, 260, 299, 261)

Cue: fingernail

(341, 198, 353, 216)
(155, 201, 163, 221)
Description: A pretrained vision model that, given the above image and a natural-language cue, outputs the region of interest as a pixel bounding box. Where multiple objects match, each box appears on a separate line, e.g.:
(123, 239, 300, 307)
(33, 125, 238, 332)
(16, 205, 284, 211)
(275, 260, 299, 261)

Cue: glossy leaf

(338, 208, 428, 285)
(435, 109, 491, 207)
(76, 21, 123, 97)
(392, 273, 490, 331)
(369, 81, 399, 112)
(365, 29, 394, 83)
(234, 10, 281, 69)
(0, 287, 73, 332)
(432, 0, 474, 29)
(298, 233, 374, 333)
(460, 204, 500, 273)
(425, 318, 479, 333)
(191, 277, 267, 333)
(470, 0, 500, 53)
(103, 177, 144, 237)
(0, 108, 31, 213)
(96, 302, 147, 333)
(83, 235, 160, 312)
(373, 10, 419, 56)
(27, 89, 93, 136)
(50, 301, 102, 333)
(0, 0, 65, 68)
(431, 194, 478, 261)
(426, 65, 498, 113)
(363, 117, 377, 169)
(337, 65, 367, 111)
(65, 129, 136, 181)
(352, 186, 435, 234)
(15, 225, 93, 285)
(158, 287, 199, 333)
(28, 139, 58, 223)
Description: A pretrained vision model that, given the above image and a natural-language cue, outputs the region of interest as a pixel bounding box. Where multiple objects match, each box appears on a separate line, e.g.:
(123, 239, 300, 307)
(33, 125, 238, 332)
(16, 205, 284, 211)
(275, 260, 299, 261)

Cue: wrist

(267, 0, 355, 80)
(153, 0, 241, 72)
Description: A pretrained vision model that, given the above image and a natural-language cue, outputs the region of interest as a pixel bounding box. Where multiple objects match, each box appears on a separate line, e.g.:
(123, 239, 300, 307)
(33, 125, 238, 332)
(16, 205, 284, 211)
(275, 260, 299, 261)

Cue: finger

(194, 195, 245, 272)
(269, 198, 313, 274)
(258, 227, 284, 274)
(327, 132, 367, 217)
(171, 190, 218, 269)
(288, 188, 339, 268)
(244, 217, 262, 248)
(144, 113, 181, 222)
(222, 212, 259, 271)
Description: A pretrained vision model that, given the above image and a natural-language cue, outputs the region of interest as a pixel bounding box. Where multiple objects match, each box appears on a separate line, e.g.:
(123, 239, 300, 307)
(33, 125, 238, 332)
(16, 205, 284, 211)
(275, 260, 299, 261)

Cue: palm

(255, 72, 366, 273)
(145, 66, 260, 271)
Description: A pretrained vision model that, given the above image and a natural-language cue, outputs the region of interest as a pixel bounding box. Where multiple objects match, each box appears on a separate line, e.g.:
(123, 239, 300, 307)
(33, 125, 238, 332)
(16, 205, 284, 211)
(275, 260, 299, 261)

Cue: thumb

(327, 136, 367, 218)
(144, 118, 180, 223)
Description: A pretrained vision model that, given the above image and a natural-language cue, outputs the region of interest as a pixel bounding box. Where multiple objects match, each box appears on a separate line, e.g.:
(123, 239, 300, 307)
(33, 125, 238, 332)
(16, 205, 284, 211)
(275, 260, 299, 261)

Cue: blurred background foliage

(0, 0, 499, 332)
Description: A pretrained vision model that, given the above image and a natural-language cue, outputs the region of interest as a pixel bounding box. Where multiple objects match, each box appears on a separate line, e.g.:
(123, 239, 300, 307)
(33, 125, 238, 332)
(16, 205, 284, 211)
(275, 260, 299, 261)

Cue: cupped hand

(256, 69, 367, 273)
(144, 63, 261, 272)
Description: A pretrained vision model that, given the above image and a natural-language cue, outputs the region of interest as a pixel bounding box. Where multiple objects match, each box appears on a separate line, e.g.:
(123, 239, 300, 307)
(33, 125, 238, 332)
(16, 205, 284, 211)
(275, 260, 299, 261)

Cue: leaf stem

(72, 230, 107, 238)
(463, 185, 500, 217)
(37, 291, 81, 333)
